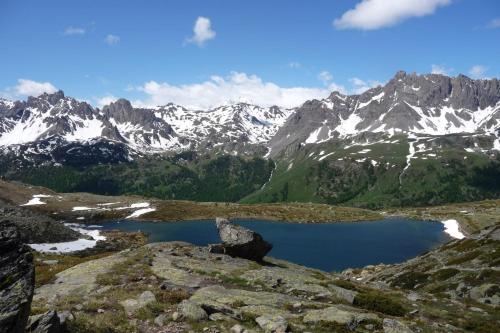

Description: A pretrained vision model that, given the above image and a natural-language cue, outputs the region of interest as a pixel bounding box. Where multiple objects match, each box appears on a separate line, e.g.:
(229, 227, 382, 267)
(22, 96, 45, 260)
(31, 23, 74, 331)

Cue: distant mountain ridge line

(0, 71, 499, 158)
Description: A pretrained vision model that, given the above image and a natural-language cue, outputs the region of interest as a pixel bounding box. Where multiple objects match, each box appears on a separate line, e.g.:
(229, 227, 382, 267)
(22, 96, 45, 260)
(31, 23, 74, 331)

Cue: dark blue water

(98, 218, 450, 272)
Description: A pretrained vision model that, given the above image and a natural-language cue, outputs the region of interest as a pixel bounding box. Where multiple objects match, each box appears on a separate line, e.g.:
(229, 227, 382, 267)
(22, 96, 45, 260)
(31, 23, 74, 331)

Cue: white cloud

(431, 64, 453, 75)
(488, 18, 500, 28)
(317, 71, 347, 94)
(134, 72, 335, 109)
(349, 77, 383, 94)
(14, 79, 57, 96)
(318, 71, 333, 85)
(334, 0, 452, 30)
(95, 94, 118, 108)
(186, 17, 216, 46)
(104, 34, 120, 45)
(63, 26, 86, 36)
(326, 82, 347, 95)
(469, 65, 487, 79)
(288, 61, 302, 69)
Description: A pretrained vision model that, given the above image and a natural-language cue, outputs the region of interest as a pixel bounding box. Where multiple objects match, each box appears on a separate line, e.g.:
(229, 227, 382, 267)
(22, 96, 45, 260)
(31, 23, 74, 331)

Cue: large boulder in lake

(0, 221, 35, 333)
(209, 217, 272, 262)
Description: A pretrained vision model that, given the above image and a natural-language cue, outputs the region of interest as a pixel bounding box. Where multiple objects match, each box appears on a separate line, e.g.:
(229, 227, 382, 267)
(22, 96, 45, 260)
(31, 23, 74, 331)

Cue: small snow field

(28, 223, 106, 254)
(29, 239, 100, 253)
(71, 202, 152, 215)
(130, 202, 150, 208)
(126, 208, 156, 219)
(318, 152, 335, 161)
(21, 194, 54, 206)
(441, 219, 465, 239)
(69, 201, 155, 219)
(72, 206, 95, 211)
(21, 197, 46, 206)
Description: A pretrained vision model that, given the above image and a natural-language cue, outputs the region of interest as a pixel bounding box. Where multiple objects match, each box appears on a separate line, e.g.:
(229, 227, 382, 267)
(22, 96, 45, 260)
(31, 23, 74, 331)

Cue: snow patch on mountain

(156, 103, 293, 145)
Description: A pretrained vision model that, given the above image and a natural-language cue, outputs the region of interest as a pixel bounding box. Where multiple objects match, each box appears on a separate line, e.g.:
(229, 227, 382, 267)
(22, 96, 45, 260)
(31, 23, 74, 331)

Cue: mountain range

(1, 71, 499, 207)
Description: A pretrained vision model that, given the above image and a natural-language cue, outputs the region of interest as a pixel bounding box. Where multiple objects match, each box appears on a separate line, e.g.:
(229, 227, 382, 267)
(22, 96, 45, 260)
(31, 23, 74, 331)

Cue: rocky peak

(393, 70, 407, 80)
(32, 90, 65, 105)
(101, 98, 151, 125)
(102, 98, 133, 115)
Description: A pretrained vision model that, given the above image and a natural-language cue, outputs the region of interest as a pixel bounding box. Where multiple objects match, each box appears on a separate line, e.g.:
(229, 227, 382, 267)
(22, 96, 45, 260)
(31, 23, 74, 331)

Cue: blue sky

(0, 0, 499, 108)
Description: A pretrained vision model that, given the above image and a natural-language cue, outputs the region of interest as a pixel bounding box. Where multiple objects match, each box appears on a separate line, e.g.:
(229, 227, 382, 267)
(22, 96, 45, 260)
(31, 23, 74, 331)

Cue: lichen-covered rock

(302, 305, 379, 330)
(189, 285, 309, 320)
(178, 300, 208, 321)
(241, 265, 331, 295)
(209, 217, 272, 261)
(120, 290, 156, 314)
(34, 251, 127, 303)
(383, 318, 414, 333)
(230, 324, 246, 333)
(255, 314, 288, 333)
(0, 221, 35, 333)
(154, 313, 168, 326)
(26, 310, 61, 333)
(469, 283, 500, 305)
(330, 285, 358, 304)
(56, 310, 73, 325)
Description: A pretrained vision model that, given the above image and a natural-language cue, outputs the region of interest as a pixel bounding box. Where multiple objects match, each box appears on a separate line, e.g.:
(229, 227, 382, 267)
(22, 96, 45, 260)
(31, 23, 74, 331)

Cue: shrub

(353, 291, 407, 316)
(432, 268, 460, 281)
(447, 250, 482, 265)
(391, 271, 430, 289)
(332, 279, 362, 292)
(157, 288, 190, 304)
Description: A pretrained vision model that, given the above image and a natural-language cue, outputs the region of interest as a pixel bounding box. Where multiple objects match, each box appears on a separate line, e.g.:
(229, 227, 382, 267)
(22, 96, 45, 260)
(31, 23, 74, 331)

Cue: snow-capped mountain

(0, 71, 499, 163)
(154, 103, 292, 149)
(268, 71, 500, 156)
(0, 91, 291, 157)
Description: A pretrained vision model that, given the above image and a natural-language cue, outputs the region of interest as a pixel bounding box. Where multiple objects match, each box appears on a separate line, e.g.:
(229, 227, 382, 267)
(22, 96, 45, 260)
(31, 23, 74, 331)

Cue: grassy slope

(242, 137, 500, 209)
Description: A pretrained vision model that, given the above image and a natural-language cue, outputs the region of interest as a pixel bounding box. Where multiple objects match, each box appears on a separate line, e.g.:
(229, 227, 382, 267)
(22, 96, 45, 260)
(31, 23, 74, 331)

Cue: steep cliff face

(0, 221, 35, 333)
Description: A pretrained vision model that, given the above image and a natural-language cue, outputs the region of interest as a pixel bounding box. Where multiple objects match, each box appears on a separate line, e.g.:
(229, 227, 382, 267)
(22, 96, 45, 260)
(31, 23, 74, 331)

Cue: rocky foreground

(1, 216, 499, 332)
(0, 223, 489, 333)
